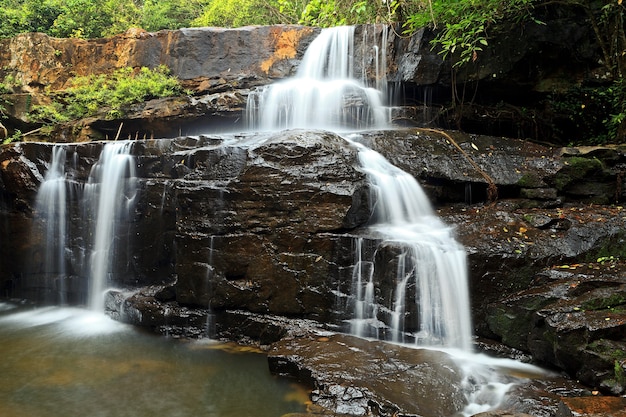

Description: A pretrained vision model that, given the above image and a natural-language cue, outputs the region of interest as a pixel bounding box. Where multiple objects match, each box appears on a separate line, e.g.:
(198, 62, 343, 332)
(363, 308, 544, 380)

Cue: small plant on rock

(30, 65, 184, 124)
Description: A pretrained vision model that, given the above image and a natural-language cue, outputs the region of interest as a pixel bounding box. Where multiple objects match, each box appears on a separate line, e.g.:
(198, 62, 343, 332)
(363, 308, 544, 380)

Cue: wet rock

(268, 333, 467, 417)
(353, 129, 564, 204)
(106, 287, 210, 338)
(2, 129, 626, 394)
(483, 259, 626, 394)
(440, 202, 626, 339)
(166, 130, 370, 316)
(558, 396, 626, 417)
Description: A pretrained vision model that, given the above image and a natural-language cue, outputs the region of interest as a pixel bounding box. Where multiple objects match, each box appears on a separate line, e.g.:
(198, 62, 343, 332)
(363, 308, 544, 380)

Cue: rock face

(0, 17, 608, 142)
(1, 129, 625, 401)
(0, 25, 395, 140)
(0, 26, 318, 92)
(0, 130, 370, 313)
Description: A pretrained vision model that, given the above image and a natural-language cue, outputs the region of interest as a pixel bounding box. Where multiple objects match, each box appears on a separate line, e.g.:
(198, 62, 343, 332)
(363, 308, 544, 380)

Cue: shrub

(30, 65, 185, 123)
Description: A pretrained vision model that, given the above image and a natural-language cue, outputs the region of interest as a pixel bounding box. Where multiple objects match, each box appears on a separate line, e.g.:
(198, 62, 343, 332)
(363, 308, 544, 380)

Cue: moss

(585, 231, 626, 262)
(581, 293, 626, 311)
(614, 360, 626, 388)
(586, 340, 626, 361)
(516, 173, 544, 188)
(554, 156, 605, 191)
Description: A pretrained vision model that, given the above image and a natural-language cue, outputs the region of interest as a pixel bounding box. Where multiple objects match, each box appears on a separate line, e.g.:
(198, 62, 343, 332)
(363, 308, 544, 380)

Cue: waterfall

(34, 145, 68, 304)
(353, 143, 472, 350)
(246, 26, 473, 350)
(84, 142, 136, 311)
(246, 26, 389, 131)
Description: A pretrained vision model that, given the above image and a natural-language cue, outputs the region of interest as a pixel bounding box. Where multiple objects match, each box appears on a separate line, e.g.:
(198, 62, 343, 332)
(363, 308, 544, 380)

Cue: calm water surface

(0, 303, 308, 417)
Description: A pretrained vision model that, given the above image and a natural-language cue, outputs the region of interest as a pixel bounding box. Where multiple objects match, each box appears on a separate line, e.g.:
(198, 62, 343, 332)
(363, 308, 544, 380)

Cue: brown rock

(559, 396, 626, 417)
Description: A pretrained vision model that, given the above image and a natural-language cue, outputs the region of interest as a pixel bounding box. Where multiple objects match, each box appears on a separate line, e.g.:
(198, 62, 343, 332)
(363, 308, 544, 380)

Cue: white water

(353, 142, 472, 350)
(247, 25, 472, 351)
(247, 26, 389, 131)
(34, 146, 68, 304)
(244, 25, 533, 414)
(84, 142, 136, 311)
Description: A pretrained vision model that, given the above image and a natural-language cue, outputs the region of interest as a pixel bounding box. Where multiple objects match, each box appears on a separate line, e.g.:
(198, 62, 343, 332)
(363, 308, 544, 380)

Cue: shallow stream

(0, 303, 307, 417)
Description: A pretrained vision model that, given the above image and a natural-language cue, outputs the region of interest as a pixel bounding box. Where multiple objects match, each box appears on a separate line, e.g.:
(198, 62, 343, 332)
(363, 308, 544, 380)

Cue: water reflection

(0, 303, 307, 417)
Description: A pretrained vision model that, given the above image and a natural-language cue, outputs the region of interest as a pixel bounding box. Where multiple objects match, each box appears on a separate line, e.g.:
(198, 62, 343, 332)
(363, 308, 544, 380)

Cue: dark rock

(268, 333, 467, 417)
(2, 129, 626, 397)
(520, 188, 558, 201)
(484, 259, 626, 394)
(352, 129, 564, 204)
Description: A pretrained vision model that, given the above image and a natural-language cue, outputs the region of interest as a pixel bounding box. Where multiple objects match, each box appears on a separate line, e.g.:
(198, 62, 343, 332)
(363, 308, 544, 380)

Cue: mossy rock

(553, 156, 605, 192)
(516, 172, 545, 188)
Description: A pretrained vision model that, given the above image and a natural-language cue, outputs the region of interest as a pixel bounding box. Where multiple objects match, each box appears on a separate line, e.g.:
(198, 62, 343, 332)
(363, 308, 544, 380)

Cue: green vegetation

(615, 359, 626, 387)
(192, 0, 303, 27)
(0, 0, 623, 143)
(403, 0, 539, 67)
(553, 156, 605, 191)
(30, 66, 185, 124)
(0, 0, 214, 38)
(581, 293, 626, 312)
(2, 129, 21, 145)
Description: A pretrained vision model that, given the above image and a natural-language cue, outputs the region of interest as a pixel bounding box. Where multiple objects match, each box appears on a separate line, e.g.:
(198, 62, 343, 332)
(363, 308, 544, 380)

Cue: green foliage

(141, 0, 210, 32)
(30, 65, 184, 123)
(0, 0, 62, 38)
(276, 0, 308, 23)
(403, 0, 539, 68)
(549, 78, 626, 145)
(192, 0, 287, 27)
(300, 0, 390, 27)
(300, 0, 347, 26)
(2, 129, 21, 145)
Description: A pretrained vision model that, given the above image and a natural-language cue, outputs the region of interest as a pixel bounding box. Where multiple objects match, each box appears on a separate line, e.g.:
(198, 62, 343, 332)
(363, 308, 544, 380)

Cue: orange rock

(560, 396, 626, 417)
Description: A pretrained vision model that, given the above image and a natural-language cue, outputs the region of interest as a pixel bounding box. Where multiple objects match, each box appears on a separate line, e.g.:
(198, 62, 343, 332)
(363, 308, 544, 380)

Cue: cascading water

(83, 141, 136, 311)
(247, 26, 389, 131)
(244, 25, 543, 415)
(352, 144, 472, 349)
(247, 25, 472, 350)
(34, 145, 69, 304)
(33, 142, 136, 309)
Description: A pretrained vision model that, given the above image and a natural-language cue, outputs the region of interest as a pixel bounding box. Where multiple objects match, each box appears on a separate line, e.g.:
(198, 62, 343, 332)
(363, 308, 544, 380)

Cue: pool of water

(0, 303, 308, 417)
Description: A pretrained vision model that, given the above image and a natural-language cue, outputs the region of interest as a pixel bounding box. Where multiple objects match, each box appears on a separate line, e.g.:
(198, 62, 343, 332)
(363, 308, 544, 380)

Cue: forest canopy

(0, 0, 542, 38)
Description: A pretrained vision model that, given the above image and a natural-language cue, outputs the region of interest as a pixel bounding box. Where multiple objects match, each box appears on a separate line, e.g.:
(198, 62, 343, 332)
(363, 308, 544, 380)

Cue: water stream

(245, 25, 545, 415)
(84, 141, 136, 311)
(34, 145, 69, 305)
(247, 25, 472, 350)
